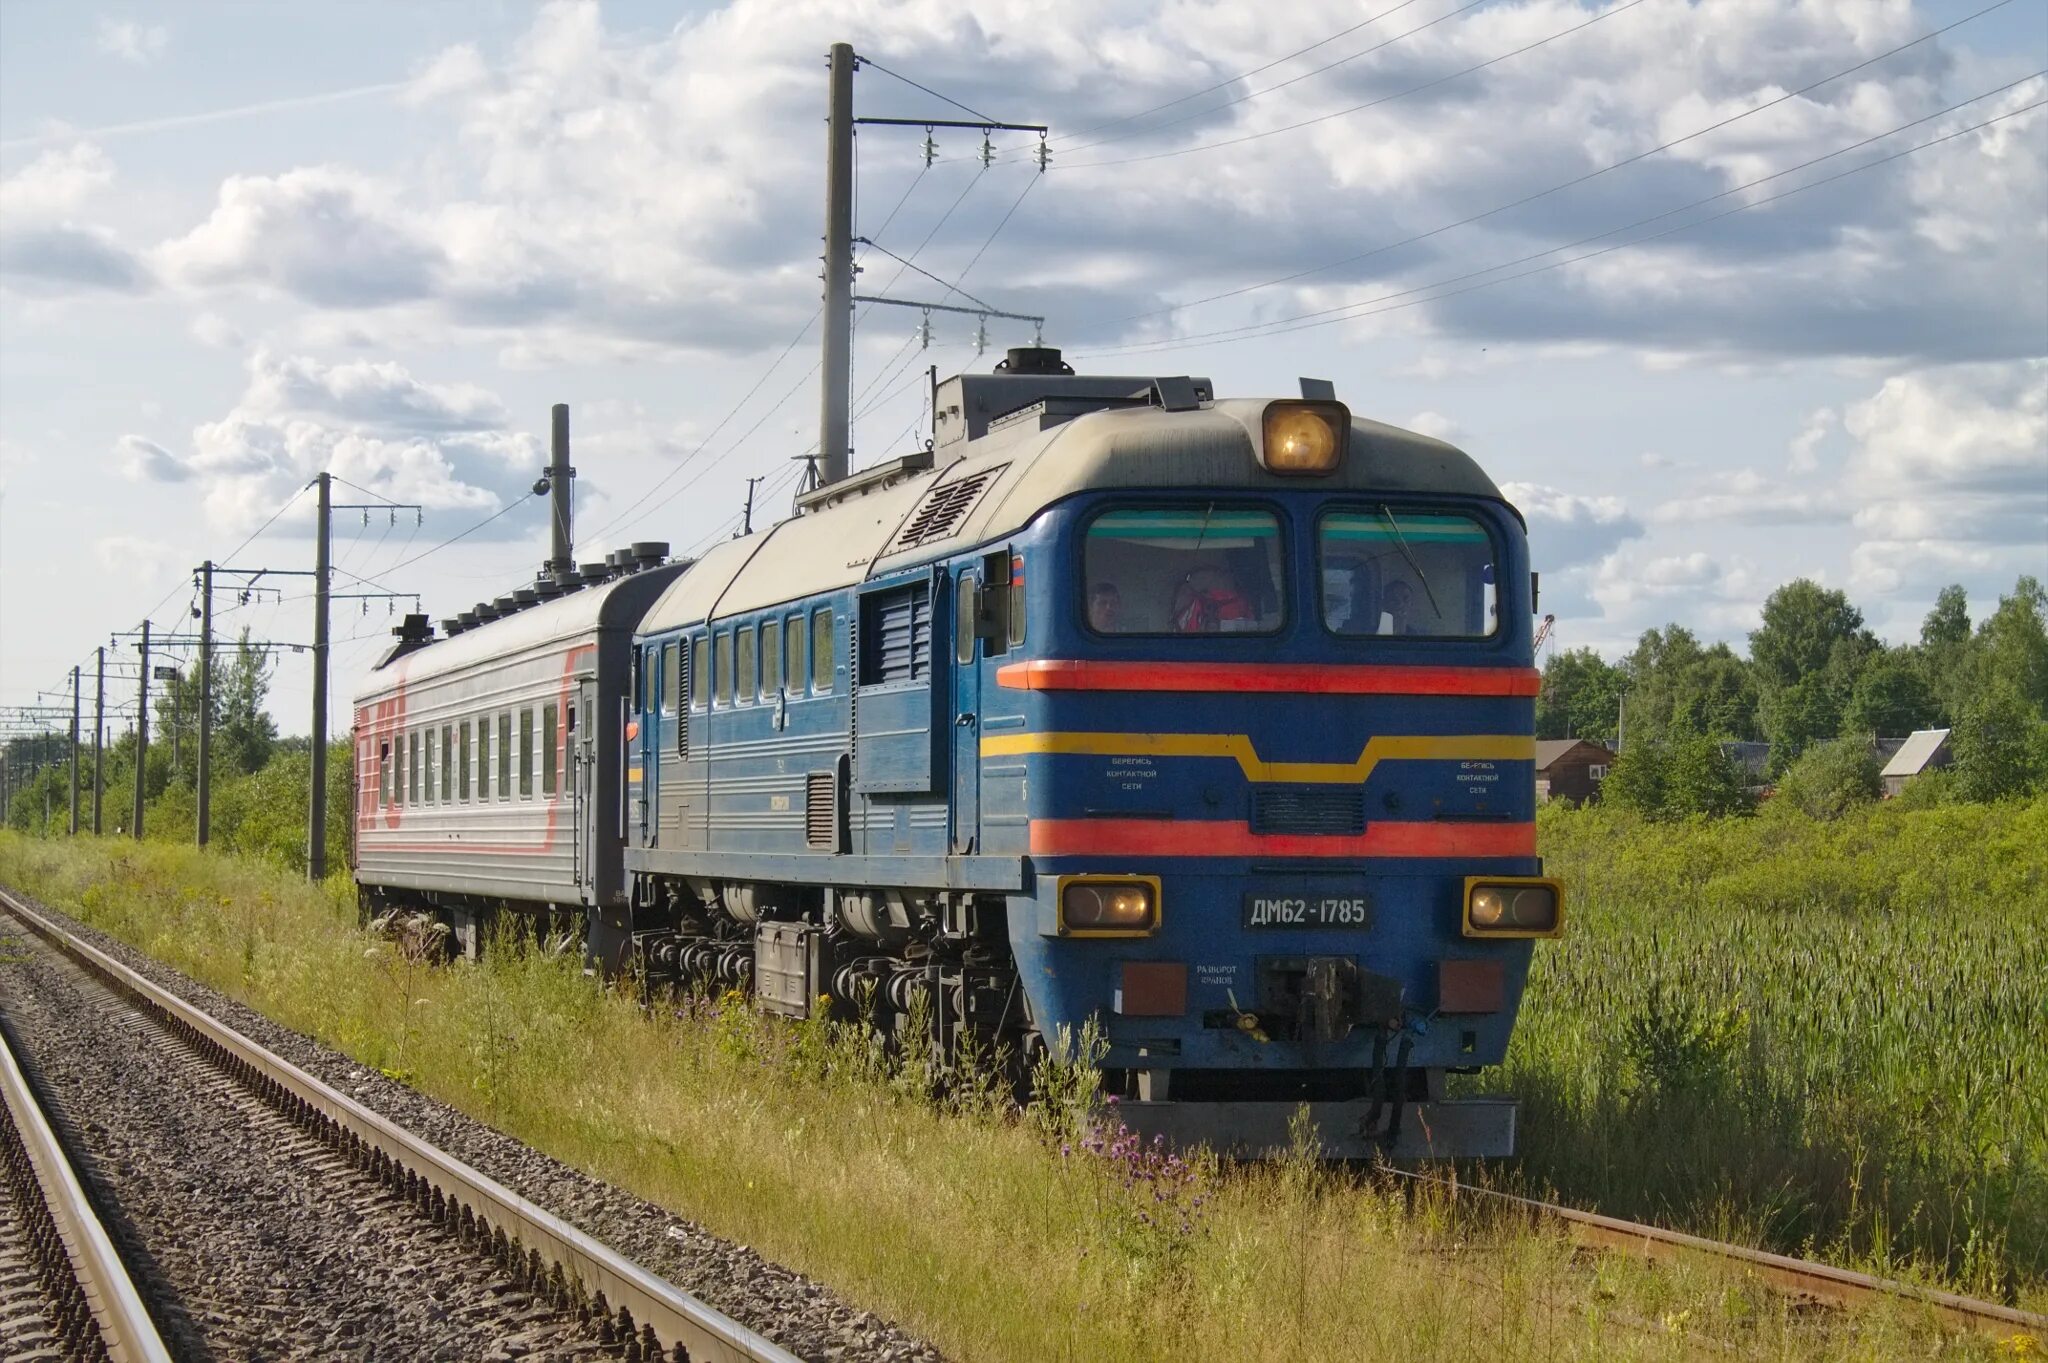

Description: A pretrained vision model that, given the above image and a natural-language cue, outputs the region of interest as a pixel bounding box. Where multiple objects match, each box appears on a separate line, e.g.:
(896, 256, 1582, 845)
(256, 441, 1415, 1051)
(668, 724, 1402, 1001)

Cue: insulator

(974, 319, 988, 356)
(922, 128, 938, 167)
(917, 312, 931, 351)
(1036, 133, 1051, 173)
(980, 131, 994, 168)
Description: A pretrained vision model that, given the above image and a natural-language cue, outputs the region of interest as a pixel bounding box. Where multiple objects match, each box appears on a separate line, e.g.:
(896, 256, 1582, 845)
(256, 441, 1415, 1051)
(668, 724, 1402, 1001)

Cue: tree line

(1542, 575, 2048, 818)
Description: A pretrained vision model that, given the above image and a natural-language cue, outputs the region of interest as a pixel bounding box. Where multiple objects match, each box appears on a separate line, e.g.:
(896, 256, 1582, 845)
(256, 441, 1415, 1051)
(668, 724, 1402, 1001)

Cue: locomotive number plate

(1242, 892, 1373, 929)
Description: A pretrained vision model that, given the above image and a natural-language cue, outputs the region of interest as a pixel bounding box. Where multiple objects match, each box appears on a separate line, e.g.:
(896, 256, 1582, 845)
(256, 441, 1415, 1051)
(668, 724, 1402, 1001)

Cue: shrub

(1773, 737, 1881, 819)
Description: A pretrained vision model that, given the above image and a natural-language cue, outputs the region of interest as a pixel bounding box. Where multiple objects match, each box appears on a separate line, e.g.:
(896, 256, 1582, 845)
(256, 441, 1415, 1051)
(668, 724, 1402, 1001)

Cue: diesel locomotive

(353, 348, 1560, 1157)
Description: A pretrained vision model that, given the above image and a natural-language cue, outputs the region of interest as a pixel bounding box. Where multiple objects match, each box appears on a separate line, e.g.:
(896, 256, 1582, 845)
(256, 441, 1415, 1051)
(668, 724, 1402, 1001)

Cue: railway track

(0, 1010, 170, 1363)
(0, 884, 801, 1363)
(1382, 1166, 2047, 1341)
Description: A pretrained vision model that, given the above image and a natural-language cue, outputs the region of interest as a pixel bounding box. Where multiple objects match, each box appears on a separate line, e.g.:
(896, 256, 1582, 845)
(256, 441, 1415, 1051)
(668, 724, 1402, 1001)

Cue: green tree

(1601, 729, 1749, 820)
(1538, 647, 1625, 742)
(1749, 580, 1871, 691)
(1918, 584, 1973, 722)
(1949, 679, 2048, 802)
(1601, 741, 1667, 817)
(1670, 645, 1760, 741)
(1772, 736, 1881, 819)
(1968, 576, 2048, 716)
(1842, 649, 1939, 738)
(216, 628, 278, 776)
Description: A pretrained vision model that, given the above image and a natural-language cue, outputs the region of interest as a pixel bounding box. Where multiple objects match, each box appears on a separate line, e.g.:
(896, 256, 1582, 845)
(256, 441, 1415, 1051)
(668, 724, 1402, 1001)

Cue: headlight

(1463, 877, 1564, 938)
(1261, 400, 1348, 474)
(1057, 876, 1161, 936)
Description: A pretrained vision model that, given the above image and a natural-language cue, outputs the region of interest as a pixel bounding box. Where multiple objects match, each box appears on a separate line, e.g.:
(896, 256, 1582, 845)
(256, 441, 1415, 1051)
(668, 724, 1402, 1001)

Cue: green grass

(1507, 796, 2048, 1307)
(0, 831, 2031, 1361)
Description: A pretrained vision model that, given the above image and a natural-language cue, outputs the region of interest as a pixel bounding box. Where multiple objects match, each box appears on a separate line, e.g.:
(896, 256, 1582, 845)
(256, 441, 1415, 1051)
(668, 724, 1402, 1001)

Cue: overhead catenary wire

(1112, 0, 2021, 327)
(1059, 0, 1655, 171)
(1078, 86, 2048, 358)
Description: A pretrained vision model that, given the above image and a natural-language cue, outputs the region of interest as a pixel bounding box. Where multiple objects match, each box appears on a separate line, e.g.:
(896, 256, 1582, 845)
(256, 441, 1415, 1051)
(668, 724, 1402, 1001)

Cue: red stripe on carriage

(1027, 819, 1536, 858)
(996, 660, 1540, 697)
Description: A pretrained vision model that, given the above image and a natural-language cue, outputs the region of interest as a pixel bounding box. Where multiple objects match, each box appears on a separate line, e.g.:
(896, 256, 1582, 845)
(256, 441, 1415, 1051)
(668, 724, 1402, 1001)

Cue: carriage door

(950, 569, 982, 854)
(574, 679, 598, 893)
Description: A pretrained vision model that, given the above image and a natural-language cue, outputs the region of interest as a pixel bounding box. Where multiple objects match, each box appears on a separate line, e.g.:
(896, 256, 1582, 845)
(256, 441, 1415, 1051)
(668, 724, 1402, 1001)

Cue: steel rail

(1381, 1166, 2045, 1339)
(0, 1010, 174, 1363)
(0, 886, 801, 1363)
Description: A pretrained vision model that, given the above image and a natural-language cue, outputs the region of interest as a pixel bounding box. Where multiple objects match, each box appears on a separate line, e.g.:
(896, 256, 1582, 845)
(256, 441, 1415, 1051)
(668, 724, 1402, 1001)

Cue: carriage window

(785, 616, 805, 693)
(1320, 508, 1498, 638)
(408, 732, 420, 804)
(762, 618, 782, 695)
(441, 726, 453, 805)
(424, 729, 436, 804)
(498, 712, 512, 795)
(691, 633, 709, 709)
(518, 709, 534, 796)
(715, 631, 734, 705)
(659, 643, 677, 716)
(1082, 506, 1285, 635)
(542, 704, 558, 796)
(458, 723, 471, 802)
(737, 624, 757, 703)
(379, 742, 391, 804)
(957, 575, 978, 665)
(811, 608, 835, 693)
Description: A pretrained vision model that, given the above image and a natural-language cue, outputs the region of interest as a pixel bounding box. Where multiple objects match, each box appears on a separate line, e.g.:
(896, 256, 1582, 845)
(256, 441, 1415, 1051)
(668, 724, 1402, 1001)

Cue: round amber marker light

(1264, 406, 1341, 472)
(1470, 887, 1507, 928)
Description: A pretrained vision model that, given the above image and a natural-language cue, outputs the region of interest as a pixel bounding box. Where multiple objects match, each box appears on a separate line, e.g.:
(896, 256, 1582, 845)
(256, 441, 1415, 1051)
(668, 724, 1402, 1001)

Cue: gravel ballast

(0, 886, 944, 1363)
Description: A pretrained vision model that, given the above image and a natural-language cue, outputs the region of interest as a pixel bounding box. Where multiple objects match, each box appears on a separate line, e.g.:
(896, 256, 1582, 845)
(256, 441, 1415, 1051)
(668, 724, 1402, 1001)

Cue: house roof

(1880, 728, 1952, 778)
(1535, 738, 1612, 771)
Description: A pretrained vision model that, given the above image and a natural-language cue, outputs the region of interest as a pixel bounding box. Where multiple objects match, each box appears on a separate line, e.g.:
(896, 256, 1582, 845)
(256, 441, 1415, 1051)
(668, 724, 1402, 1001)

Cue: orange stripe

(997, 660, 1539, 697)
(1028, 819, 1536, 858)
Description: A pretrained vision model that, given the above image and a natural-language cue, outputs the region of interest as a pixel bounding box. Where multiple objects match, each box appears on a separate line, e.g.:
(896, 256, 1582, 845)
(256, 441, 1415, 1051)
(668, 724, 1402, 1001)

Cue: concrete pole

(69, 666, 80, 835)
(546, 405, 574, 579)
(310, 473, 331, 880)
(197, 560, 213, 847)
(92, 647, 104, 835)
(132, 620, 149, 840)
(818, 42, 856, 487)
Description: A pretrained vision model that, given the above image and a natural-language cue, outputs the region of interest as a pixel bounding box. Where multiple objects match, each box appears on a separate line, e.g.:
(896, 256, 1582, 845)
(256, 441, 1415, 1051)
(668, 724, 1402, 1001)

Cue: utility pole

(311, 472, 331, 880)
(739, 477, 762, 537)
(69, 666, 80, 835)
(313, 491, 420, 879)
(196, 560, 212, 846)
(92, 647, 104, 835)
(815, 43, 1047, 487)
(819, 42, 856, 487)
(132, 620, 149, 840)
(536, 405, 575, 579)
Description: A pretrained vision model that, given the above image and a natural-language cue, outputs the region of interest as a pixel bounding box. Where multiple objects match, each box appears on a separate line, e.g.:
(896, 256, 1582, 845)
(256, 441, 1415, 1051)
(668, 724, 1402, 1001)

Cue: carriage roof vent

(457, 611, 480, 629)
(492, 595, 518, 614)
(630, 541, 668, 567)
(996, 346, 1073, 376)
(891, 466, 1006, 552)
(513, 588, 540, 607)
(440, 617, 466, 637)
(579, 561, 609, 582)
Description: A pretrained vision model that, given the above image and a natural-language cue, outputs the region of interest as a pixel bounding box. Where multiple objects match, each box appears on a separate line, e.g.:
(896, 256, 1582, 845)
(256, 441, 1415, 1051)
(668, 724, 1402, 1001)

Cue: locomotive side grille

(677, 638, 690, 759)
(862, 584, 930, 684)
(805, 769, 839, 850)
(1251, 788, 1368, 836)
(891, 466, 1006, 551)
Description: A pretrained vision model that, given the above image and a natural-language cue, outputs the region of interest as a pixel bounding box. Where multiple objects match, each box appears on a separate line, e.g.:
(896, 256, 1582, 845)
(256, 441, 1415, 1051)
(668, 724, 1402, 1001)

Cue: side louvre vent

(1251, 787, 1368, 836)
(806, 769, 840, 850)
(677, 639, 690, 759)
(891, 465, 1007, 551)
(861, 584, 930, 685)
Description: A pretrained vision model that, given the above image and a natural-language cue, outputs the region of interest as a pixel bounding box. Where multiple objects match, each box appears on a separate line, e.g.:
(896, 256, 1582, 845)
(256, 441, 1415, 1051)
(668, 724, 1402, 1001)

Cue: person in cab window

(1174, 566, 1256, 633)
(1088, 581, 1122, 632)
(1380, 578, 1418, 635)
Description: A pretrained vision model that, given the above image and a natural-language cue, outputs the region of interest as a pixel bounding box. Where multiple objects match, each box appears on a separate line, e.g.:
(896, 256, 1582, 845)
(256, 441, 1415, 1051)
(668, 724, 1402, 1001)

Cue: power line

(1114, 0, 2020, 327)
(1060, 0, 1654, 171)
(1078, 87, 2046, 358)
(1049, 0, 1434, 146)
(857, 56, 1003, 126)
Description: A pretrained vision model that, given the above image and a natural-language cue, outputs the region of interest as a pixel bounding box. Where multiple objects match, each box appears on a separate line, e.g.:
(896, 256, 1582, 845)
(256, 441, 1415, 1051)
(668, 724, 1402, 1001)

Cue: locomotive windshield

(1083, 505, 1285, 635)
(1320, 507, 1498, 638)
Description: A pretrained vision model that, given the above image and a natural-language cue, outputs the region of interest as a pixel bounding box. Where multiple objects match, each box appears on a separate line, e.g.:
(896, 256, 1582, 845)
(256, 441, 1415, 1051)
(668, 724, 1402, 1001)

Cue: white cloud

(93, 534, 177, 583)
(189, 312, 244, 349)
(95, 19, 167, 66)
(0, 143, 150, 293)
(116, 435, 191, 483)
(126, 350, 542, 536)
(1501, 481, 1643, 570)
(1405, 410, 1462, 444)
(1843, 358, 2048, 594)
(1787, 406, 1836, 473)
(1649, 466, 1849, 525)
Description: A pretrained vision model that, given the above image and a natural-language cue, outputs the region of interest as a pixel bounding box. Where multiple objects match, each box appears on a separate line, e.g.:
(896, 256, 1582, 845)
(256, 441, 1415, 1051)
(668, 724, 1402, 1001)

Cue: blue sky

(2, 0, 2044, 736)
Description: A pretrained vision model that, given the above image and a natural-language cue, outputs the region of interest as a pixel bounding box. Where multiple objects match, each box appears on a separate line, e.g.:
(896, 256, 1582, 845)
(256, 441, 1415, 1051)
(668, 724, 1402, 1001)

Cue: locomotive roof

(352, 562, 686, 703)
(639, 397, 1507, 633)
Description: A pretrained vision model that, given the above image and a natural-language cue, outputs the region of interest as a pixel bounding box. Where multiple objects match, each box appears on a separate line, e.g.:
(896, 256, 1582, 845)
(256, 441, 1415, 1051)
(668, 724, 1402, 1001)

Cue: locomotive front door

(950, 569, 981, 854)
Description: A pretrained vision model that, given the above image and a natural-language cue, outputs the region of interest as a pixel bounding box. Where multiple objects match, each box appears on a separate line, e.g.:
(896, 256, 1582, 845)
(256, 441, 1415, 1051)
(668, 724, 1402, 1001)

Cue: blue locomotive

(354, 348, 1559, 1156)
